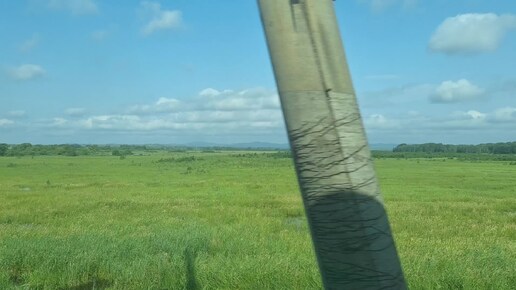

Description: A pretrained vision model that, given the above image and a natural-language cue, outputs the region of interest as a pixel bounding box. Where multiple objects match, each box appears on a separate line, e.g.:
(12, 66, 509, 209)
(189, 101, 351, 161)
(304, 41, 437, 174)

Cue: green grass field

(1, 152, 515, 289)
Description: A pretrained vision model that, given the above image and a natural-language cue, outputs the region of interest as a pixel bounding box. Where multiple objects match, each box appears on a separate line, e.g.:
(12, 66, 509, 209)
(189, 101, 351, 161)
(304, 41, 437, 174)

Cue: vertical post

(257, 0, 407, 289)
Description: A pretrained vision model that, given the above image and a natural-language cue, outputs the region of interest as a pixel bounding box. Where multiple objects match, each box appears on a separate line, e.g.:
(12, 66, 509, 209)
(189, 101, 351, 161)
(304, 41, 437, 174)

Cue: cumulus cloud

(129, 88, 280, 115)
(55, 87, 284, 134)
(430, 79, 485, 103)
(442, 107, 516, 130)
(365, 106, 516, 138)
(48, 0, 98, 15)
(425, 110, 488, 131)
(199, 88, 223, 97)
(429, 13, 516, 54)
(156, 97, 180, 107)
(52, 111, 282, 133)
(8, 64, 46, 80)
(140, 1, 182, 35)
(0, 119, 15, 127)
(464, 110, 487, 120)
(199, 88, 280, 111)
(73, 109, 283, 132)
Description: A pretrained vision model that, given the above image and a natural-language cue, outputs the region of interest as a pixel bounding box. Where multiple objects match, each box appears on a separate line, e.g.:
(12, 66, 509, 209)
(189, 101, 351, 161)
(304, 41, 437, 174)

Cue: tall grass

(0, 153, 514, 289)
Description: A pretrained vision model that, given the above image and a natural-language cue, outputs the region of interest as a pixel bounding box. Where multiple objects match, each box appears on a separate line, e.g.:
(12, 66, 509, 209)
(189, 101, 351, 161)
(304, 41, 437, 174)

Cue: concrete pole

(257, 0, 407, 289)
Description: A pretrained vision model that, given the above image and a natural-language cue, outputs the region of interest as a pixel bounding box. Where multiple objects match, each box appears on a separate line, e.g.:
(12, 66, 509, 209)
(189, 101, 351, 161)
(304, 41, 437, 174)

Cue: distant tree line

(0, 143, 283, 157)
(393, 142, 516, 155)
(0, 143, 141, 157)
(2, 141, 515, 158)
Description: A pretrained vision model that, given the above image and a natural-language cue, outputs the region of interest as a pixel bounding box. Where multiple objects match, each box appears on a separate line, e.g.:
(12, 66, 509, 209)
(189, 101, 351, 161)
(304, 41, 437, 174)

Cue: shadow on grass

(184, 247, 200, 290)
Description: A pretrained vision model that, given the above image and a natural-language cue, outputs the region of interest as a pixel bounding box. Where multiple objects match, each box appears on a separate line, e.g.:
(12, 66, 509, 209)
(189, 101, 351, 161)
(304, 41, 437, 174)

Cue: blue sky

(1, 0, 515, 145)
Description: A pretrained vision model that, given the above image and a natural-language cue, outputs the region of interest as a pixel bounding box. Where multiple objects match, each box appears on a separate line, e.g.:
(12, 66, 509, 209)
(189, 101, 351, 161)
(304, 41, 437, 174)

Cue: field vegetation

(0, 149, 515, 289)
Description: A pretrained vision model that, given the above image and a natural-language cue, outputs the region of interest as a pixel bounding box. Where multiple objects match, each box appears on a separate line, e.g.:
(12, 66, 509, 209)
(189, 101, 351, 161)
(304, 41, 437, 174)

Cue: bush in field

(265, 151, 292, 159)
(176, 156, 198, 162)
(0, 143, 8, 156)
(157, 156, 200, 163)
(232, 151, 292, 159)
(112, 149, 133, 157)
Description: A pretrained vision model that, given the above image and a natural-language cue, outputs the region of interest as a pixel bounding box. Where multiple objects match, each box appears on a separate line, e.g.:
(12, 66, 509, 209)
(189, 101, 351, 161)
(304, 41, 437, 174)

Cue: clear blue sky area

(1, 0, 515, 145)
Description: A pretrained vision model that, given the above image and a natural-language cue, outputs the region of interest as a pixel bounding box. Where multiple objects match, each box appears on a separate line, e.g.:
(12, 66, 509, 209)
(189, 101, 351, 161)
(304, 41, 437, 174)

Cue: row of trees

(0, 143, 138, 157)
(393, 142, 516, 154)
(0, 143, 283, 157)
(3, 142, 516, 157)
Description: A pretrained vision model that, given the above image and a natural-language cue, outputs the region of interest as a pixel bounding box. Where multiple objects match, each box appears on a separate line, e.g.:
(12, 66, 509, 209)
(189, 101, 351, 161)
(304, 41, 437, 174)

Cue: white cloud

(439, 110, 488, 129)
(50, 87, 283, 134)
(465, 110, 487, 120)
(430, 79, 485, 103)
(432, 111, 488, 130)
(8, 64, 46, 80)
(364, 107, 516, 141)
(365, 114, 388, 127)
(0, 119, 15, 127)
(199, 88, 222, 97)
(200, 88, 280, 111)
(156, 97, 180, 106)
(429, 13, 516, 54)
(141, 1, 182, 35)
(72, 110, 282, 132)
(19, 35, 40, 52)
(129, 87, 279, 115)
(48, 0, 98, 15)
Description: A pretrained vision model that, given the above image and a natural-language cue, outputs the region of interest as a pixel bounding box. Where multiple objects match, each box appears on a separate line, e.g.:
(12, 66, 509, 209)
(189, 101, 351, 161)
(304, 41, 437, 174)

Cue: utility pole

(257, 1, 407, 289)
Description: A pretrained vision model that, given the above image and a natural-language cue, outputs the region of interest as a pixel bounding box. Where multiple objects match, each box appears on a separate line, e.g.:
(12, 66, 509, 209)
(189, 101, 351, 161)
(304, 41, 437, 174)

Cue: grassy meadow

(0, 151, 515, 289)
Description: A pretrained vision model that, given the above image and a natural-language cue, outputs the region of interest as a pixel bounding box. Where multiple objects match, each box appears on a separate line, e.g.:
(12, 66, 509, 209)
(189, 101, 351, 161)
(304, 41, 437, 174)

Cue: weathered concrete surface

(258, 0, 407, 289)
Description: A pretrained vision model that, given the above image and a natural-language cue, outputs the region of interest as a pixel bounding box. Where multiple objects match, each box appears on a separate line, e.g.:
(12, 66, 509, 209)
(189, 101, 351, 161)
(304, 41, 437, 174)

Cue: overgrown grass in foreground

(0, 152, 515, 289)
